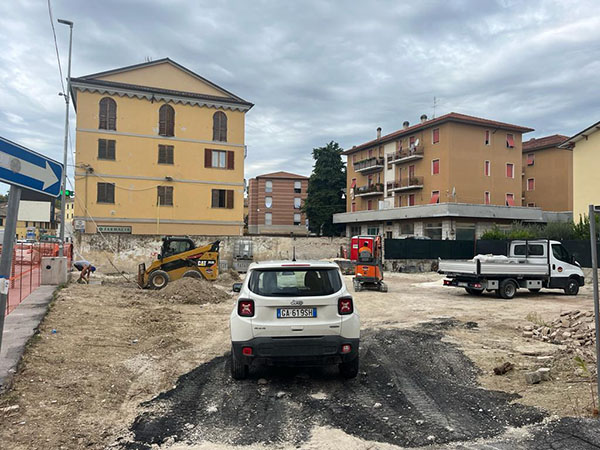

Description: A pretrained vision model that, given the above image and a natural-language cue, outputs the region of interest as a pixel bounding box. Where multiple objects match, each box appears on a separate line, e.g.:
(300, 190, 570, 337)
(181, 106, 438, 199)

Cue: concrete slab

(0, 285, 56, 392)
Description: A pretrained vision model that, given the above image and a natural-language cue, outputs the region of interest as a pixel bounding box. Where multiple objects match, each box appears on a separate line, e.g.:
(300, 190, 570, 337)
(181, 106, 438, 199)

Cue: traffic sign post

(589, 204, 600, 414)
(0, 136, 63, 354)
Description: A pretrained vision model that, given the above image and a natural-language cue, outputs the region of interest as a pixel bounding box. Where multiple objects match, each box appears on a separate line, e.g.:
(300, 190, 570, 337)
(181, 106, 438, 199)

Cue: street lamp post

(58, 18, 73, 256)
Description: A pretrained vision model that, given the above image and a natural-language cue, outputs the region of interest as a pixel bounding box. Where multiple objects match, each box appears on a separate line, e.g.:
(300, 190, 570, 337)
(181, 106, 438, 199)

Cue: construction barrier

(1, 242, 72, 317)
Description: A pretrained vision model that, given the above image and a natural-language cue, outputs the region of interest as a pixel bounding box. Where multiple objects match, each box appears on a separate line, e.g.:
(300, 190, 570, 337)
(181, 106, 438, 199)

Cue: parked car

(230, 260, 360, 379)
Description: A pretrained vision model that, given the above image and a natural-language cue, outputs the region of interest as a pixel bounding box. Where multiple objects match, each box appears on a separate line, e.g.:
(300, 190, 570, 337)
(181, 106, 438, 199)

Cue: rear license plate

(277, 308, 317, 319)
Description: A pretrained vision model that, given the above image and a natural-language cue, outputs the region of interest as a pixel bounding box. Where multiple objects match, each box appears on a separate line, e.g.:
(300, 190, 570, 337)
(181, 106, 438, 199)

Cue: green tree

(304, 141, 346, 236)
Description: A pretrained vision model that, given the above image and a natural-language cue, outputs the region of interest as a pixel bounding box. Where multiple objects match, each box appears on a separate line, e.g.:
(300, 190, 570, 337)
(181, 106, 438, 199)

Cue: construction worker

(73, 259, 96, 284)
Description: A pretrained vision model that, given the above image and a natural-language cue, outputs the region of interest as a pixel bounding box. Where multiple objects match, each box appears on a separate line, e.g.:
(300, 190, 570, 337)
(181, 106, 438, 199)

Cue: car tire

(499, 279, 517, 300)
(231, 347, 248, 380)
(564, 278, 580, 296)
(148, 270, 170, 290)
(528, 288, 541, 294)
(339, 354, 359, 379)
(465, 288, 483, 295)
(183, 270, 202, 279)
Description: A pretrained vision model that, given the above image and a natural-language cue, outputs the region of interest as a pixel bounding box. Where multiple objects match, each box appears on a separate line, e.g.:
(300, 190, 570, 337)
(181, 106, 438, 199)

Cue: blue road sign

(0, 136, 63, 197)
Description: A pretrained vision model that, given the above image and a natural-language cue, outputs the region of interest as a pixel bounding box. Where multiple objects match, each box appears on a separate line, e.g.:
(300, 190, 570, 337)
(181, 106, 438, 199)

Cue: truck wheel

(528, 288, 541, 293)
(339, 354, 359, 379)
(379, 282, 388, 293)
(183, 270, 202, 279)
(231, 347, 248, 380)
(148, 270, 169, 290)
(564, 278, 580, 296)
(465, 288, 483, 295)
(499, 280, 517, 299)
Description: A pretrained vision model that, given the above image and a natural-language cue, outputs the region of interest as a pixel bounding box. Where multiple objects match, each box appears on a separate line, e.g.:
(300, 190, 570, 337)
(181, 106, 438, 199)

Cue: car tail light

(470, 282, 482, 289)
(341, 344, 352, 354)
(242, 347, 253, 356)
(338, 296, 353, 315)
(238, 299, 254, 317)
(443, 279, 451, 286)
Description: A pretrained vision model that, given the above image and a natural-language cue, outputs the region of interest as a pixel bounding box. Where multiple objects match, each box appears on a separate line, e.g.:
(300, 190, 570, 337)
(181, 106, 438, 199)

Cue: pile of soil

(155, 277, 231, 304)
(216, 269, 241, 287)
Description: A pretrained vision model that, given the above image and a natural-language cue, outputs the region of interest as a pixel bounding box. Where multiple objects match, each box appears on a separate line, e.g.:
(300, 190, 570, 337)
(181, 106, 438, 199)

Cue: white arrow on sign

(0, 153, 59, 190)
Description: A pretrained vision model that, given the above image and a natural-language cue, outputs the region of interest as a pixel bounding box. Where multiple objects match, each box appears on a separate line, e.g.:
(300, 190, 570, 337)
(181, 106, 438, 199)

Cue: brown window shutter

(167, 106, 174, 136)
(227, 151, 234, 170)
(211, 189, 219, 208)
(205, 149, 211, 168)
(226, 190, 234, 209)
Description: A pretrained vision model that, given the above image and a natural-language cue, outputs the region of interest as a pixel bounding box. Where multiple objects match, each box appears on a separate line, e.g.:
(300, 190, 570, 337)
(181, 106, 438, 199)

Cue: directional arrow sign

(0, 136, 63, 197)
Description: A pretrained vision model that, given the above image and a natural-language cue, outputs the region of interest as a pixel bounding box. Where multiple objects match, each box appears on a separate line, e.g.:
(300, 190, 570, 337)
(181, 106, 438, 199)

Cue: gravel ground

(0, 271, 598, 449)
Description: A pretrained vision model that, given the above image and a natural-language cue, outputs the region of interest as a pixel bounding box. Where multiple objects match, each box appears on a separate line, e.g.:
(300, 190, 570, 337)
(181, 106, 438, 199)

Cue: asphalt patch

(115, 319, 553, 448)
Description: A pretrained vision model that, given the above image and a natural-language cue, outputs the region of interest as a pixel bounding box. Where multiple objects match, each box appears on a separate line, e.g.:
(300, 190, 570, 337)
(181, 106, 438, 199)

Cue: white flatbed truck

(438, 239, 585, 299)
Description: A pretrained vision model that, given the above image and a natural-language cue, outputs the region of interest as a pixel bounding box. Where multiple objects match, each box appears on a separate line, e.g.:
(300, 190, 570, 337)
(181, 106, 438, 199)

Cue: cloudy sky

(1, 0, 599, 194)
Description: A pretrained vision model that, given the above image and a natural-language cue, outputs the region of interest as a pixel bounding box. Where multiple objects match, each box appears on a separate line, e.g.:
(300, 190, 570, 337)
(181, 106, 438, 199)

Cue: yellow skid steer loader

(138, 237, 219, 289)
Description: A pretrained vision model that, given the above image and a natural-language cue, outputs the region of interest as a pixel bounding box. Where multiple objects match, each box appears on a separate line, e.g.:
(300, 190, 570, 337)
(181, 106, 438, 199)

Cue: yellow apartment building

(71, 58, 253, 235)
(334, 113, 553, 239)
(560, 121, 600, 220)
(522, 135, 572, 211)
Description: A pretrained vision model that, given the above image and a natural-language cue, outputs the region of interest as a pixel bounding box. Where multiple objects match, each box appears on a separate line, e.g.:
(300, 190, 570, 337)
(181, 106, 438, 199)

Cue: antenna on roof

(432, 96, 438, 119)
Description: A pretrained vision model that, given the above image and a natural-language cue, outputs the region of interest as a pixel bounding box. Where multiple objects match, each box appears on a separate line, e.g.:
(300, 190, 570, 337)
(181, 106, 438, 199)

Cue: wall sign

(97, 225, 132, 234)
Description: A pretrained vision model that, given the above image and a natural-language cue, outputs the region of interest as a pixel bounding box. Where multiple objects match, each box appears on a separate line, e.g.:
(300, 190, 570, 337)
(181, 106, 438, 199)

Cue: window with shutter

(294, 181, 301, 193)
(432, 159, 440, 175)
(157, 186, 174, 206)
(506, 163, 514, 178)
(211, 189, 233, 208)
(432, 128, 440, 144)
(98, 139, 116, 160)
(99, 98, 116, 130)
(485, 130, 490, 146)
(484, 160, 490, 176)
(527, 178, 535, 191)
(429, 191, 440, 204)
(159, 105, 175, 137)
(226, 190, 234, 209)
(527, 153, 534, 166)
(294, 213, 301, 225)
(227, 151, 234, 169)
(484, 191, 491, 205)
(213, 111, 227, 142)
(158, 145, 174, 164)
(97, 182, 115, 203)
(506, 193, 515, 206)
(506, 134, 515, 148)
(408, 194, 415, 206)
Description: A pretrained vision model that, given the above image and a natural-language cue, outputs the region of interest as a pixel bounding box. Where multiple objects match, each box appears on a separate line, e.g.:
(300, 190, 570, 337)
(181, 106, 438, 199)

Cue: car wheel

(148, 270, 170, 290)
(465, 288, 483, 295)
(183, 270, 202, 279)
(379, 282, 388, 292)
(528, 288, 541, 294)
(339, 354, 359, 379)
(564, 278, 580, 296)
(231, 347, 248, 380)
(499, 279, 517, 300)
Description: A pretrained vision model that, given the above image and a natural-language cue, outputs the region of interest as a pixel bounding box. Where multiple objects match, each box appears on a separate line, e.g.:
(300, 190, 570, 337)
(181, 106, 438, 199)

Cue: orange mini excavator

(352, 235, 387, 292)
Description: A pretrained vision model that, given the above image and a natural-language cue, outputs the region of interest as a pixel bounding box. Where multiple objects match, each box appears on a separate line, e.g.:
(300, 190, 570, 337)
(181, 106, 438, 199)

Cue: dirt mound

(155, 277, 231, 304)
(216, 269, 241, 287)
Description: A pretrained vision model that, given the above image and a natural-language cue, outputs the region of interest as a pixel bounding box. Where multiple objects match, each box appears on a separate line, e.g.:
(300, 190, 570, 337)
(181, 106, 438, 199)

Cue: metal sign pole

(0, 185, 22, 353)
(589, 204, 600, 412)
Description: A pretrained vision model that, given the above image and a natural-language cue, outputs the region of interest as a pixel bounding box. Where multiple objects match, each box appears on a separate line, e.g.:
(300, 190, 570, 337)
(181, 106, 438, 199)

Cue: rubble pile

(523, 310, 596, 347)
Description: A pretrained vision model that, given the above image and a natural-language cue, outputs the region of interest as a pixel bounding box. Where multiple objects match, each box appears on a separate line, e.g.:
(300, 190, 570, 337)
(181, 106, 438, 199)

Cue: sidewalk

(0, 285, 57, 392)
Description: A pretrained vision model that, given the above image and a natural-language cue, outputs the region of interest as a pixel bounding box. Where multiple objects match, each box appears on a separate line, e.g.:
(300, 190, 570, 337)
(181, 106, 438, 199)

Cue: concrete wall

(75, 233, 349, 274)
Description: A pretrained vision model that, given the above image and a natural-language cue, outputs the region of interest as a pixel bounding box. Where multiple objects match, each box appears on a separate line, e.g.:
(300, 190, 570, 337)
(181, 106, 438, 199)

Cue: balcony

(386, 176, 424, 192)
(353, 157, 385, 174)
(386, 147, 424, 164)
(355, 183, 384, 197)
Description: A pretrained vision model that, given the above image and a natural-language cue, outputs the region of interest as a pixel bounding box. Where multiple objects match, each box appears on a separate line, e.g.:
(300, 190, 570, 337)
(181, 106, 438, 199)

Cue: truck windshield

(248, 268, 342, 297)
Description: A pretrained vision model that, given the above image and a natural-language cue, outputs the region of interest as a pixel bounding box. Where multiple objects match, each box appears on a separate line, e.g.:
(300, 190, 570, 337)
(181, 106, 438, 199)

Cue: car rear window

(248, 268, 342, 297)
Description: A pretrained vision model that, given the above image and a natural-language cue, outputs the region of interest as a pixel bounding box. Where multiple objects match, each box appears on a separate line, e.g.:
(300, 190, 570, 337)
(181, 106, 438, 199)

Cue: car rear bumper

(232, 335, 359, 367)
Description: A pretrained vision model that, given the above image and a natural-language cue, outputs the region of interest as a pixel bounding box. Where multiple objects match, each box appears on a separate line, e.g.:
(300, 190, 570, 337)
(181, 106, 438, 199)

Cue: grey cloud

(1, 0, 599, 194)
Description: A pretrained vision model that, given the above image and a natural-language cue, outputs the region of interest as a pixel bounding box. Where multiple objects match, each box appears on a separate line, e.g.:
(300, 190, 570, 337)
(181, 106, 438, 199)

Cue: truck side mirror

(232, 282, 242, 293)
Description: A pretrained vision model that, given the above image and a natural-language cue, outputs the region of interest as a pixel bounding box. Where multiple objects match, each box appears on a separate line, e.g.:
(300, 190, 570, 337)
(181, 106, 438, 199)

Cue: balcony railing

(353, 157, 385, 173)
(355, 183, 384, 197)
(386, 176, 424, 191)
(386, 147, 424, 164)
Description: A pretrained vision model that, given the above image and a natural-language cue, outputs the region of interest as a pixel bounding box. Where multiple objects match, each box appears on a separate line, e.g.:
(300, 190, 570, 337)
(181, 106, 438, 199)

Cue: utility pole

(0, 186, 22, 352)
(589, 204, 600, 413)
(58, 18, 73, 257)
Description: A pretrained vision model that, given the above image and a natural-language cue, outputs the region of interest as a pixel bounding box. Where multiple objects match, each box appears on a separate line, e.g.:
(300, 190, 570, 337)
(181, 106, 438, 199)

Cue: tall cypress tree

(304, 141, 346, 236)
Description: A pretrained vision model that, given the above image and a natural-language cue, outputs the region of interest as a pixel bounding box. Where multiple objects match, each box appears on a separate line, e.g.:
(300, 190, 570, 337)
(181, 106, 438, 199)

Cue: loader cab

(160, 237, 196, 259)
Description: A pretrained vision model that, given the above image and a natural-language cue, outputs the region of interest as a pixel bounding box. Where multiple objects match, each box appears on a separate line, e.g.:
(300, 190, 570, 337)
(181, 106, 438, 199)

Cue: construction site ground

(0, 271, 599, 449)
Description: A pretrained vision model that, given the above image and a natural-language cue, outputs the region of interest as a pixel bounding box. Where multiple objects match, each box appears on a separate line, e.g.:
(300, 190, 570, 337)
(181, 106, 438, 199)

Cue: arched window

(159, 104, 175, 137)
(99, 97, 117, 130)
(213, 111, 227, 142)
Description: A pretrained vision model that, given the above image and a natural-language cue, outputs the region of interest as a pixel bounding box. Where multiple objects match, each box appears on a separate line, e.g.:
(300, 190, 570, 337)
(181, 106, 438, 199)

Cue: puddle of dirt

(115, 321, 546, 449)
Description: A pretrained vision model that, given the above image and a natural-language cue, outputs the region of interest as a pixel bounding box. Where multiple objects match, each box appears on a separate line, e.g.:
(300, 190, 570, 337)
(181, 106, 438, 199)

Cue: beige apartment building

(334, 113, 572, 239)
(71, 58, 253, 235)
(522, 135, 572, 211)
(248, 171, 308, 235)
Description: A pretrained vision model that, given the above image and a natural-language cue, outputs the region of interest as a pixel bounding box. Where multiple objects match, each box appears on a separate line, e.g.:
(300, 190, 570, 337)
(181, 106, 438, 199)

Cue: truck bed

(438, 259, 549, 276)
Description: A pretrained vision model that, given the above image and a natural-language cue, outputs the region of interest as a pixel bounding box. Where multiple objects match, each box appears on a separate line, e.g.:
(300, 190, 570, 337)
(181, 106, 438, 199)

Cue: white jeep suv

(230, 260, 360, 380)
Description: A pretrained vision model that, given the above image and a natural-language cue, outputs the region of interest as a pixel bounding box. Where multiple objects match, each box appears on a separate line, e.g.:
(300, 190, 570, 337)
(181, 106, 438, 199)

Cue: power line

(46, 0, 66, 95)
